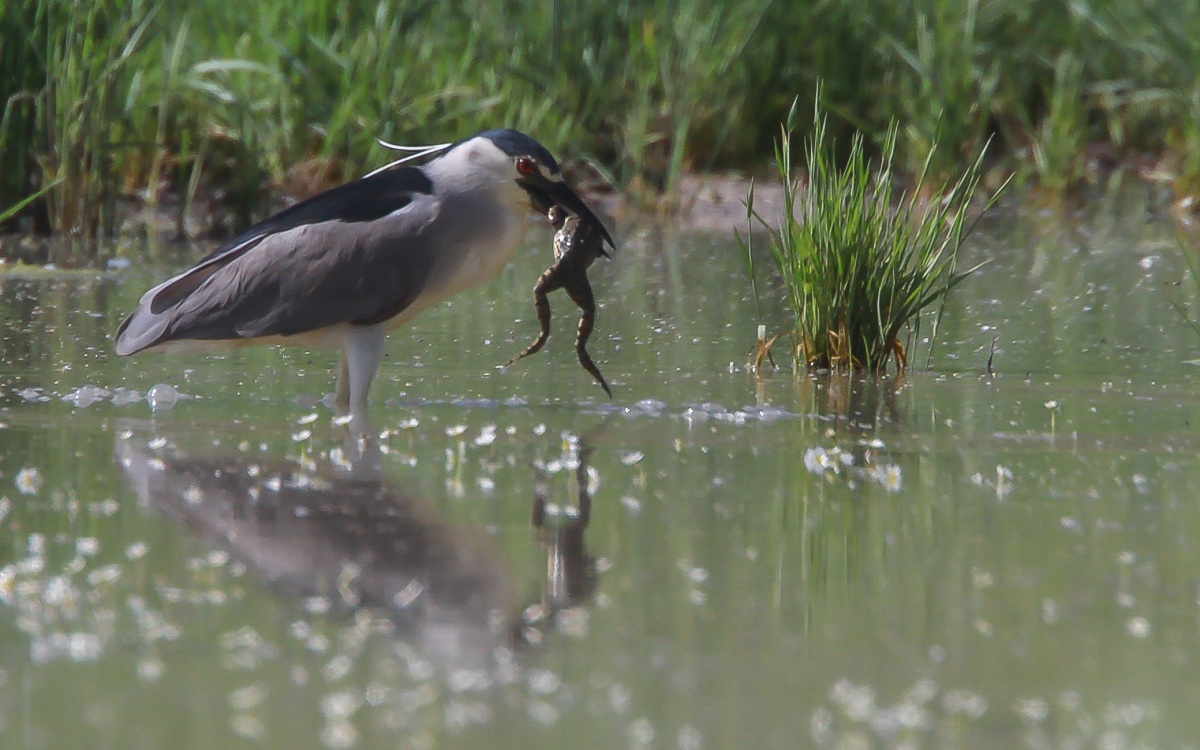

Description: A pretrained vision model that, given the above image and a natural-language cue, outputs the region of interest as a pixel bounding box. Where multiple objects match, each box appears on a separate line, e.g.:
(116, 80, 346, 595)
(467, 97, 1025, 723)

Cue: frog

(506, 206, 612, 397)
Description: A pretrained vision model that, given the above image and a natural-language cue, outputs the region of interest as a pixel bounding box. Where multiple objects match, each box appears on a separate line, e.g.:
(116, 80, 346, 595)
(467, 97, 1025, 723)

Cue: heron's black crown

(475, 129, 560, 173)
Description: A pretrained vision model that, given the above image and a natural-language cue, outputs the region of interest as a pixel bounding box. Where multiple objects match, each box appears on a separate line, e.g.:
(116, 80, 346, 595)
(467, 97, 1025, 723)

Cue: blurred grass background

(2, 0, 1199, 251)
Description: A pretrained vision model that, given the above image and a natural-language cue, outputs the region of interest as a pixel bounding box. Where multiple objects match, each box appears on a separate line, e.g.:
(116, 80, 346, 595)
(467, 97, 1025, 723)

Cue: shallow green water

(1, 190, 1199, 749)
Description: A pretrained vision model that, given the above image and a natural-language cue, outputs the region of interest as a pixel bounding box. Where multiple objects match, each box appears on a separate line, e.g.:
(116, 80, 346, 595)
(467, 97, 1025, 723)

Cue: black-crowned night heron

(114, 129, 614, 423)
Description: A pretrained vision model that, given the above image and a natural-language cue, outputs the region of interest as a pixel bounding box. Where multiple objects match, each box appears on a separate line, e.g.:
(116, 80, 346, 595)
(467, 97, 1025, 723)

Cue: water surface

(1, 189, 1198, 749)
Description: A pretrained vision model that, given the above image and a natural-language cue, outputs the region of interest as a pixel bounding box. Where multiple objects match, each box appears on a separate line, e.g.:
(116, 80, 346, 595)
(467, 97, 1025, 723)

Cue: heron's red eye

(516, 157, 538, 176)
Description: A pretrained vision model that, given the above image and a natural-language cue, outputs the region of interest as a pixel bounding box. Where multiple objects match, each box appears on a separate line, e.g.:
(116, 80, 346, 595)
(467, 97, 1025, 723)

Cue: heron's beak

(521, 176, 615, 251)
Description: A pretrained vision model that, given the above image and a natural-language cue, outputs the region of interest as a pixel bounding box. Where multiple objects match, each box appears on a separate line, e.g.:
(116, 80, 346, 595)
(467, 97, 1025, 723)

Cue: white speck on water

(136, 658, 165, 682)
(620, 450, 645, 465)
(1041, 598, 1059, 624)
(447, 669, 492, 693)
(528, 668, 561, 695)
(811, 706, 833, 743)
(393, 581, 423, 608)
(528, 700, 558, 725)
(1116, 592, 1135, 608)
(555, 607, 590, 638)
(971, 568, 994, 589)
(995, 465, 1014, 498)
(445, 424, 467, 438)
(608, 684, 632, 714)
(230, 684, 267, 711)
(406, 658, 435, 682)
(126, 542, 148, 560)
(75, 537, 99, 556)
(1131, 474, 1149, 493)
(830, 680, 876, 722)
(621, 496, 642, 513)
(1126, 616, 1151, 638)
(306, 634, 330, 654)
(15, 467, 43, 496)
(0, 498, 10, 523)
(629, 718, 656, 746)
(678, 724, 703, 750)
(230, 715, 266, 742)
(183, 486, 204, 506)
(533, 423, 547, 436)
(304, 596, 331, 614)
(1059, 691, 1083, 711)
(804, 447, 839, 475)
(1015, 698, 1049, 723)
(91, 499, 120, 516)
(942, 689, 988, 718)
(148, 436, 169, 450)
(298, 412, 319, 425)
(1105, 702, 1152, 726)
(33, 632, 103, 663)
(322, 655, 354, 683)
(473, 425, 497, 446)
(147, 384, 180, 411)
(292, 429, 312, 442)
(869, 464, 903, 491)
(320, 720, 357, 750)
(87, 565, 122, 586)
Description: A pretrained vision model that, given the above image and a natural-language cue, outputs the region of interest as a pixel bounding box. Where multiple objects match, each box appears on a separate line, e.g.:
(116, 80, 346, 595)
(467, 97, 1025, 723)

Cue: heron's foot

(332, 407, 374, 436)
(327, 416, 381, 477)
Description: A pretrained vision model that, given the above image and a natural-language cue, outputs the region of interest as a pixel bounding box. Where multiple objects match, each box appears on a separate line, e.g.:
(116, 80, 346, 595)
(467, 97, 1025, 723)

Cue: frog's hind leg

(507, 272, 560, 366)
(564, 277, 612, 398)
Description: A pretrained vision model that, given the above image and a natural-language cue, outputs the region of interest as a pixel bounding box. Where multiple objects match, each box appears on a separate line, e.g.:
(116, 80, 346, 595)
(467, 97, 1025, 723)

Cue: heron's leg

(341, 325, 387, 421)
(334, 355, 351, 413)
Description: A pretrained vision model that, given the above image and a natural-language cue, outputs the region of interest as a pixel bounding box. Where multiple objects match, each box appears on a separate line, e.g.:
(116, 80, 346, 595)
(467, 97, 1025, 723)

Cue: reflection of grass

(745, 94, 1007, 373)
(1173, 234, 1200, 337)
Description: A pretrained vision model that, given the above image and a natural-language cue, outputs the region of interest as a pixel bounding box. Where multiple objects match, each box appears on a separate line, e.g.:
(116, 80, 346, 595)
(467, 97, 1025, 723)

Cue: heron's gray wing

(115, 168, 437, 354)
(163, 202, 444, 341)
(197, 167, 435, 264)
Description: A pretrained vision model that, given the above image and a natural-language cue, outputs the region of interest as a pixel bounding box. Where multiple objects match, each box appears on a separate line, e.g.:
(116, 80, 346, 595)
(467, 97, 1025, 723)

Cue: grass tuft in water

(744, 92, 1008, 374)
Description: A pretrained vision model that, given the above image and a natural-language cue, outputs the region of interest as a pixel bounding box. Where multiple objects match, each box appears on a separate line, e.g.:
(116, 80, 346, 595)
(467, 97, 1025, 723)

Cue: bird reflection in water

(115, 425, 601, 671)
